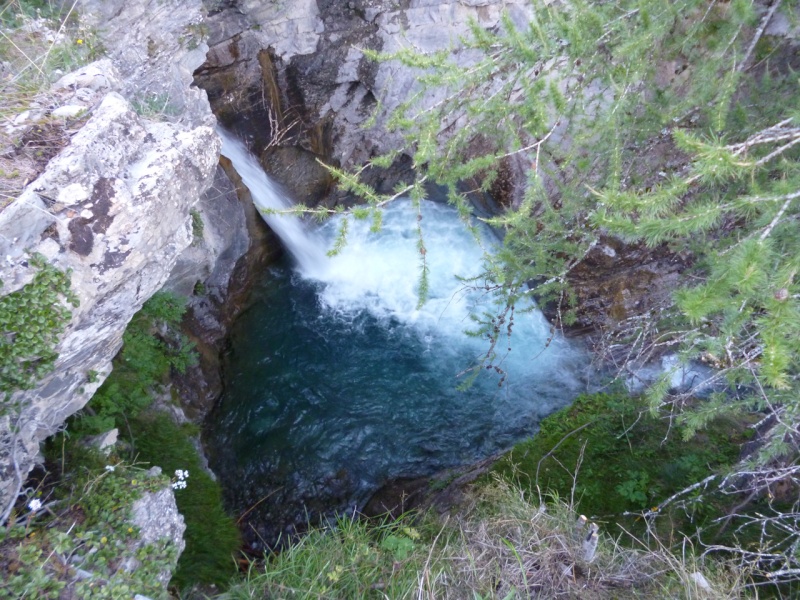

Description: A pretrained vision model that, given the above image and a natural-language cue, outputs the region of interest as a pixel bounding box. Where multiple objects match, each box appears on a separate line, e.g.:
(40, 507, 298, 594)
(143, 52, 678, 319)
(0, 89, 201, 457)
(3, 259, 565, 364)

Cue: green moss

(129, 414, 241, 589)
(66, 290, 240, 590)
(491, 392, 749, 527)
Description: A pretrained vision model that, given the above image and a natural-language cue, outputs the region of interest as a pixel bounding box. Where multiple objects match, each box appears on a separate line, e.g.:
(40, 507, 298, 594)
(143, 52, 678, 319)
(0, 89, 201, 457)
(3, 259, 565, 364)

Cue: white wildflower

(105, 465, 115, 472)
(28, 499, 42, 512)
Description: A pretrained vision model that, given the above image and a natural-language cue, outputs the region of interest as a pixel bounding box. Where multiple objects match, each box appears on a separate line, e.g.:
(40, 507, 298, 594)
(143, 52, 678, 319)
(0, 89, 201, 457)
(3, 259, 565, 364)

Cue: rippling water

(207, 198, 587, 548)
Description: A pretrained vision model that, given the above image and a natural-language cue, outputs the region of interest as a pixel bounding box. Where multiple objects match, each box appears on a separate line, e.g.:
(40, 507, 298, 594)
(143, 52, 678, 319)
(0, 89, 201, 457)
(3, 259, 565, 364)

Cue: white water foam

(220, 129, 582, 378)
(305, 200, 580, 377)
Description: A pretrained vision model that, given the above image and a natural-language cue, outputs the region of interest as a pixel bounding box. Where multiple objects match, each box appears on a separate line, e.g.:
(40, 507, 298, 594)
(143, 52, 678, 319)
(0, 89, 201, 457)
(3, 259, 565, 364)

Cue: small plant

(0, 253, 78, 394)
(179, 22, 209, 51)
(75, 291, 195, 435)
(189, 208, 204, 244)
(130, 92, 178, 120)
(0, 455, 178, 600)
(491, 392, 748, 528)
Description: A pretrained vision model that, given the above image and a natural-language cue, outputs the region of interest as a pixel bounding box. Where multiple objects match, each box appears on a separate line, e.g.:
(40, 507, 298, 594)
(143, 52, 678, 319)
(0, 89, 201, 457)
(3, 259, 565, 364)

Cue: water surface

(208, 198, 587, 548)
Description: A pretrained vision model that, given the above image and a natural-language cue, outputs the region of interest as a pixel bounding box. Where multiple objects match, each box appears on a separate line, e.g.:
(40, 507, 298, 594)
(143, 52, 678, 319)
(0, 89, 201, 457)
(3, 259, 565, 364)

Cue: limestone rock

(198, 0, 533, 169)
(129, 487, 186, 587)
(0, 0, 218, 521)
(83, 428, 119, 454)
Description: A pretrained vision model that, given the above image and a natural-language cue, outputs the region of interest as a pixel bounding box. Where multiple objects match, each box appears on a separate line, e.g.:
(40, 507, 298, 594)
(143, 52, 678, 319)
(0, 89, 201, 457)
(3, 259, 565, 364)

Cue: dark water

(207, 200, 587, 548)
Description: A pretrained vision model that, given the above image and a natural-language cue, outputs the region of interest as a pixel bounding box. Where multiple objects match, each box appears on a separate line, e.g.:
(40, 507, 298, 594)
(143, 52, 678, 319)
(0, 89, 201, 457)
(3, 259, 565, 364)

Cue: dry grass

(433, 480, 746, 599)
(0, 0, 98, 209)
(224, 479, 750, 599)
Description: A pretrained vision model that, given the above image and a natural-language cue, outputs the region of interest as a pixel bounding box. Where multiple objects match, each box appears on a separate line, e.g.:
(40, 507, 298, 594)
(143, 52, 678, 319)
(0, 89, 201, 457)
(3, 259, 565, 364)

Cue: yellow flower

(76, 39, 84, 45)
(101, 536, 108, 544)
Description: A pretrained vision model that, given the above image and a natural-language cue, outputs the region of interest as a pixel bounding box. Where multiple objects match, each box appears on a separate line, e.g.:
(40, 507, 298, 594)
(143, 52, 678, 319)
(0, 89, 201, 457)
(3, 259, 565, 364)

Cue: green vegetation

(0, 451, 178, 600)
(317, 0, 800, 586)
(190, 208, 204, 245)
(130, 92, 178, 121)
(0, 0, 101, 115)
(129, 413, 241, 589)
(222, 480, 747, 599)
(0, 253, 78, 395)
(69, 291, 240, 591)
(492, 393, 751, 528)
(75, 292, 196, 435)
(1, 1, 102, 208)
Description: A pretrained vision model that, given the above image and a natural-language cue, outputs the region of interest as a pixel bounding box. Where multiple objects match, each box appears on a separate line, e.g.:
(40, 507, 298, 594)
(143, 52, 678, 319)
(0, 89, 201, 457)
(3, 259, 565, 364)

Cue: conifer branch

(739, 0, 783, 72)
(759, 196, 794, 241)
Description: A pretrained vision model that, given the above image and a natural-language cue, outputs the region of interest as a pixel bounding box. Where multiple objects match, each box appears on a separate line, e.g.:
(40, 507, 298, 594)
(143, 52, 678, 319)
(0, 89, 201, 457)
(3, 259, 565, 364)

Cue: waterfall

(218, 129, 328, 273)
(209, 133, 588, 548)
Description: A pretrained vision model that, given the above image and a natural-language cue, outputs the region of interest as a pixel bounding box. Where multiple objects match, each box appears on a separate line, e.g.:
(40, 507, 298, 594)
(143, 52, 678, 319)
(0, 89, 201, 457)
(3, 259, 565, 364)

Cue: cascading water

(210, 132, 588, 548)
(219, 130, 328, 273)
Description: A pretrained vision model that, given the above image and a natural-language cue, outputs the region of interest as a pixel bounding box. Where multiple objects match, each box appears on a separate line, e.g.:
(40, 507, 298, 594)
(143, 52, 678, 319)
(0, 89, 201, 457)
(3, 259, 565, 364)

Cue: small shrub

(189, 208, 204, 245)
(75, 291, 196, 435)
(491, 392, 748, 526)
(0, 449, 177, 600)
(130, 92, 178, 120)
(0, 253, 78, 394)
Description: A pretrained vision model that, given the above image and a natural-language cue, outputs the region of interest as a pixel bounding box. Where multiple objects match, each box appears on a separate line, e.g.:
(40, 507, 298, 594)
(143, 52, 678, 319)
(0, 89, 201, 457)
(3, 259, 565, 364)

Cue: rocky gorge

(1, 0, 556, 535)
(2, 0, 793, 594)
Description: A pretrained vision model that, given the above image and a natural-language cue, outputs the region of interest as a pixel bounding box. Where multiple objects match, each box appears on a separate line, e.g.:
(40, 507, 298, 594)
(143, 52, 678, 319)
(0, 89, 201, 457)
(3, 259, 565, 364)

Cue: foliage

(329, 1, 800, 585)
(189, 208, 204, 245)
(75, 291, 196, 435)
(333, 0, 799, 438)
(1, 0, 102, 208)
(221, 480, 747, 599)
(0, 448, 178, 600)
(491, 393, 749, 527)
(0, 0, 102, 106)
(68, 290, 239, 590)
(130, 92, 178, 121)
(128, 413, 241, 589)
(0, 253, 78, 395)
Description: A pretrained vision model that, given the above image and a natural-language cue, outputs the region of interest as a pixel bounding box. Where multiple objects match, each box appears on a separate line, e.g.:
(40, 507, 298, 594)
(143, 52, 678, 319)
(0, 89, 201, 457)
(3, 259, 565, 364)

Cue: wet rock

(546, 236, 688, 333)
(259, 146, 334, 206)
(197, 0, 533, 172)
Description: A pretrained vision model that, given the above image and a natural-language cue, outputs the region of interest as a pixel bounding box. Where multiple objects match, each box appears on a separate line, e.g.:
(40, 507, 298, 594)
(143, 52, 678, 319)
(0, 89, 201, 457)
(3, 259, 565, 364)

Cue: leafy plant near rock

(491, 393, 752, 535)
(75, 291, 196, 435)
(0, 450, 179, 600)
(69, 291, 240, 590)
(0, 253, 78, 396)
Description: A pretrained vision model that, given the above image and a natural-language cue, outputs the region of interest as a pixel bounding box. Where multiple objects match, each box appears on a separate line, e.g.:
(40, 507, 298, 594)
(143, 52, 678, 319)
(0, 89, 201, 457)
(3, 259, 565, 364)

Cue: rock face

(195, 0, 533, 180)
(0, 0, 223, 519)
(130, 483, 187, 587)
